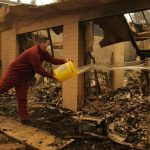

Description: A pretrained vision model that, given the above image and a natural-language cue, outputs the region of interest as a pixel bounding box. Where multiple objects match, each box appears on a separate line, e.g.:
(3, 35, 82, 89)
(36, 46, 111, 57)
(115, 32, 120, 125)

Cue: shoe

(21, 119, 32, 125)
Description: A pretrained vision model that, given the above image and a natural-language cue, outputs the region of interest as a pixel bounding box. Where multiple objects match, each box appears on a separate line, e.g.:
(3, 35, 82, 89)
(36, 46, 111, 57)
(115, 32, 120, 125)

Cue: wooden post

(1, 29, 17, 72)
(62, 22, 84, 111)
(112, 43, 124, 89)
(0, 33, 1, 76)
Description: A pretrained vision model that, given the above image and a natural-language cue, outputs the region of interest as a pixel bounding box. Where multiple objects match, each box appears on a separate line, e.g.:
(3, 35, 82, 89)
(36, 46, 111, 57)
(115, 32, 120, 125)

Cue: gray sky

(11, 0, 54, 5)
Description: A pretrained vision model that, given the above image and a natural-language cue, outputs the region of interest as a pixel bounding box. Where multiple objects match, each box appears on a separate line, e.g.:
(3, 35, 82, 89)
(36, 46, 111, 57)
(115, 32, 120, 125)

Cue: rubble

(0, 132, 15, 144)
(107, 97, 150, 149)
(0, 71, 150, 150)
(0, 91, 17, 118)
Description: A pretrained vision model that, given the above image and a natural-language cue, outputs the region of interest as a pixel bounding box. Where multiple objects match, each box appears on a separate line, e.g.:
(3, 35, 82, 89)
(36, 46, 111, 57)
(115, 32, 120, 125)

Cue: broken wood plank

(65, 134, 107, 140)
(0, 116, 73, 150)
(0, 143, 26, 150)
(29, 103, 46, 109)
(83, 132, 107, 140)
(73, 115, 104, 125)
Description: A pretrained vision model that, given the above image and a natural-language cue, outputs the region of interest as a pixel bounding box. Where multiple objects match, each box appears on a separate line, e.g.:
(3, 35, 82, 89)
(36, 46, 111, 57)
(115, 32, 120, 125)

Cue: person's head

(38, 36, 50, 51)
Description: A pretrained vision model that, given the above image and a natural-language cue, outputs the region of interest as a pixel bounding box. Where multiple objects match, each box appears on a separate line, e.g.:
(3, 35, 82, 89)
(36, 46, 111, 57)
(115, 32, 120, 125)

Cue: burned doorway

(81, 20, 113, 100)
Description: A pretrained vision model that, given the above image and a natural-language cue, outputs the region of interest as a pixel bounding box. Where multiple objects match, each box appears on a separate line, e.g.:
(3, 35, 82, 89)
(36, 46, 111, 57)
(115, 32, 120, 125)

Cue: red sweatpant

(0, 69, 29, 120)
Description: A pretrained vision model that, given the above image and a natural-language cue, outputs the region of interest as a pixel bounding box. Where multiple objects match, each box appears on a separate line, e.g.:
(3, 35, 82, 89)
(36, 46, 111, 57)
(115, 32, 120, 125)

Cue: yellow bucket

(54, 61, 78, 81)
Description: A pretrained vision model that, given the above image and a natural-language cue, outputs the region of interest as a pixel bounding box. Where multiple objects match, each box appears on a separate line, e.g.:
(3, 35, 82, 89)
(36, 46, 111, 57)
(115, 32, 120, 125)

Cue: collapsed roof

(0, 0, 150, 46)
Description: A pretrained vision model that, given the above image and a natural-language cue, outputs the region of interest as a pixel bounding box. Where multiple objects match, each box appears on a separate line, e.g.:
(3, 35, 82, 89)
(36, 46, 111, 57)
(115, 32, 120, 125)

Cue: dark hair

(38, 36, 49, 43)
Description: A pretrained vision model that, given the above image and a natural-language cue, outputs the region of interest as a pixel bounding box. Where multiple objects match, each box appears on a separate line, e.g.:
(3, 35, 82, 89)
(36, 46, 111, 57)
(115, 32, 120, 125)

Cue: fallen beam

(65, 134, 107, 140)
(0, 116, 73, 150)
(137, 31, 150, 37)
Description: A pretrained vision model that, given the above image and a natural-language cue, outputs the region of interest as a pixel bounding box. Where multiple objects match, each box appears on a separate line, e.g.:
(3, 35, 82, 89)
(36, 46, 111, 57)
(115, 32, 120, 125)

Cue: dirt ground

(0, 71, 150, 150)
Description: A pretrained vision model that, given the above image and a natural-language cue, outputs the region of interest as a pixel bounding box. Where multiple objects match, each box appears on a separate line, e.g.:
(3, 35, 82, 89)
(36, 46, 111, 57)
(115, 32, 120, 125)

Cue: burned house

(0, 0, 150, 150)
(0, 0, 150, 112)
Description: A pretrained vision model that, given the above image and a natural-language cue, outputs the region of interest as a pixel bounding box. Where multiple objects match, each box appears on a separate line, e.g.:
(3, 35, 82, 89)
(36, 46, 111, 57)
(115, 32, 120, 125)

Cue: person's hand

(65, 58, 73, 62)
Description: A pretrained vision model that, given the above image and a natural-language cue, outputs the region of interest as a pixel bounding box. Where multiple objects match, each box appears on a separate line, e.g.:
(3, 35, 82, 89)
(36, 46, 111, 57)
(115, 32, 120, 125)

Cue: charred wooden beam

(73, 115, 104, 125)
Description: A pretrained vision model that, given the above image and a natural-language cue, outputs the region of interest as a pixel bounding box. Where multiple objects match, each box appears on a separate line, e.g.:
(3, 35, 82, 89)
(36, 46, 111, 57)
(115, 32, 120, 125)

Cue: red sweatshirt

(8, 45, 66, 81)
